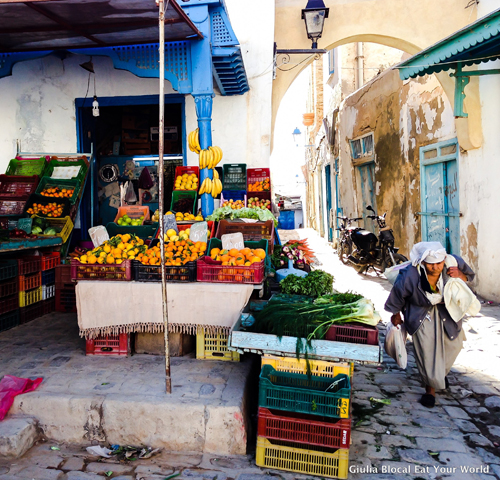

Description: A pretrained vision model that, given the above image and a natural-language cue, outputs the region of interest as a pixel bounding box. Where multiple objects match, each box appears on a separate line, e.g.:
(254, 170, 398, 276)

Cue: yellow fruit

(106, 255, 115, 264)
(88, 255, 97, 264)
(117, 242, 125, 250)
(80, 255, 88, 263)
(166, 229, 177, 238)
(99, 251, 107, 258)
(103, 245, 111, 253)
(97, 256, 105, 264)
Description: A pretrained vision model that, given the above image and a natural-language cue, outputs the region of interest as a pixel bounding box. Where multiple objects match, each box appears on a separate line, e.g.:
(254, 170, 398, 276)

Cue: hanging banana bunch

(198, 146, 223, 170)
(188, 128, 201, 154)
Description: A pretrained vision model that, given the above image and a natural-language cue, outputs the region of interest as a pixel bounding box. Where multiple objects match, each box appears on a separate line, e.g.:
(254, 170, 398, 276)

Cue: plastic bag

(138, 167, 154, 190)
(384, 260, 411, 285)
(0, 375, 43, 421)
(384, 322, 408, 369)
(124, 181, 137, 204)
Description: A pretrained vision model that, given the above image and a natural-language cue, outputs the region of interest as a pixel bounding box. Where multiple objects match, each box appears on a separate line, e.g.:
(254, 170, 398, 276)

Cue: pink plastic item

(0, 375, 43, 421)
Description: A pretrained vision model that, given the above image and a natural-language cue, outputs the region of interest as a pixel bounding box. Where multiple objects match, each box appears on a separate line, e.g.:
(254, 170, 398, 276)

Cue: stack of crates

(256, 355, 353, 479)
(0, 259, 19, 332)
(55, 263, 76, 312)
(18, 256, 43, 324)
(41, 252, 58, 316)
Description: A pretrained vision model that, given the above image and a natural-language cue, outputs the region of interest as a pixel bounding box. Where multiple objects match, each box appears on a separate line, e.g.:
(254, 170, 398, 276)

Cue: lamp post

(301, 0, 329, 49)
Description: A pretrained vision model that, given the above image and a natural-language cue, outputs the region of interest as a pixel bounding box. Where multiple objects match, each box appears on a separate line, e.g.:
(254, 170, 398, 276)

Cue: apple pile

(247, 197, 271, 210)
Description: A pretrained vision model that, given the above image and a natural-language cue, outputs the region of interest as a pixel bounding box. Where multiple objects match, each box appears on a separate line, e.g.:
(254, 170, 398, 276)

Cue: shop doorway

(324, 164, 333, 242)
(76, 95, 185, 230)
(356, 161, 376, 233)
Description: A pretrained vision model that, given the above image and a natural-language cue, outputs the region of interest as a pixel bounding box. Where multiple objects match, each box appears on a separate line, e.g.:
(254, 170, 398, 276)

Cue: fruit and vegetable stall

(0, 139, 382, 479)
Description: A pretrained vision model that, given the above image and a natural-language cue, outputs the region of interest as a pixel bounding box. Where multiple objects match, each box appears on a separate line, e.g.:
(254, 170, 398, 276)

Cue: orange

(228, 248, 239, 257)
(220, 254, 230, 263)
(250, 256, 261, 264)
(254, 248, 266, 260)
(210, 248, 220, 258)
(235, 256, 245, 265)
(240, 248, 250, 256)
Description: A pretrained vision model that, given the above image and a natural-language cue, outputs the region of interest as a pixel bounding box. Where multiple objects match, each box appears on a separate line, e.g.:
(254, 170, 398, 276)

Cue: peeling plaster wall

(0, 0, 274, 172)
(460, 61, 500, 301)
(337, 69, 455, 259)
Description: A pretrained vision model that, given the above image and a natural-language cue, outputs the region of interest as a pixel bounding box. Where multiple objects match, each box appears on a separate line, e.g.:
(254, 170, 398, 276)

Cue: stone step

(0, 415, 39, 459)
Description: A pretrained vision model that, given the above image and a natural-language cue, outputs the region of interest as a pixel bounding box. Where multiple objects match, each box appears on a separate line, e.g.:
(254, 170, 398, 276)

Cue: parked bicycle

(336, 215, 363, 265)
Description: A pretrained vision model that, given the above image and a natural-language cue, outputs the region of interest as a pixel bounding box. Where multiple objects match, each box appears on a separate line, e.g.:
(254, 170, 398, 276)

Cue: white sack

(384, 261, 411, 285)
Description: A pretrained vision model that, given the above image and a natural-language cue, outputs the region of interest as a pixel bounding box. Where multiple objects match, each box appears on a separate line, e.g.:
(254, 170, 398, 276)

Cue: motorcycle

(338, 206, 408, 274)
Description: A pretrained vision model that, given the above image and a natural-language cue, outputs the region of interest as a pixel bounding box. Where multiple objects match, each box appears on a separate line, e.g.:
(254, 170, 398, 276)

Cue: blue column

(194, 94, 214, 216)
(183, 3, 215, 218)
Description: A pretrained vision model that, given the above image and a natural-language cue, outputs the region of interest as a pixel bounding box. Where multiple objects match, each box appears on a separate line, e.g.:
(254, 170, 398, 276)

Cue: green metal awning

(397, 7, 500, 80)
(396, 7, 500, 118)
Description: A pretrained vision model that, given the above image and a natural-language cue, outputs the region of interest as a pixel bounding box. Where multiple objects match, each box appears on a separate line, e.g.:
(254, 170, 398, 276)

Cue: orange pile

(248, 178, 270, 192)
(137, 240, 207, 266)
(26, 202, 64, 217)
(210, 246, 265, 266)
(40, 187, 75, 198)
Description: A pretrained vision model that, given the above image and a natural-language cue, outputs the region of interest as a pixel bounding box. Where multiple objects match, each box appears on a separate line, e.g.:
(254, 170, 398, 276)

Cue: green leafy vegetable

(206, 207, 278, 226)
(280, 269, 334, 298)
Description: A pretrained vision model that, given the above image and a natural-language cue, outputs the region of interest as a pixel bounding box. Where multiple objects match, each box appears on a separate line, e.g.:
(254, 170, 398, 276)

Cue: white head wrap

(410, 241, 447, 267)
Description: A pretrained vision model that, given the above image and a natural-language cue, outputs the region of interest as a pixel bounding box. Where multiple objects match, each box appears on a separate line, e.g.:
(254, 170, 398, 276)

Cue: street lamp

(292, 127, 302, 146)
(301, 0, 329, 49)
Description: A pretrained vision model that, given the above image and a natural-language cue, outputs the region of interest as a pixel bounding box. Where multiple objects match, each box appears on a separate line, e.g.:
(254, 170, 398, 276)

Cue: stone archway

(272, 0, 482, 151)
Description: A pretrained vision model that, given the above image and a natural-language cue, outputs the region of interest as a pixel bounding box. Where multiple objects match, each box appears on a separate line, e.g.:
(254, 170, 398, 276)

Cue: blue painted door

(325, 164, 333, 241)
(334, 158, 342, 237)
(420, 140, 460, 254)
(357, 162, 376, 233)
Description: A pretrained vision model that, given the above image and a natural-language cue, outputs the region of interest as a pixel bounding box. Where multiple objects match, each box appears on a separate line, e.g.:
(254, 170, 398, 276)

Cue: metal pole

(158, 0, 171, 394)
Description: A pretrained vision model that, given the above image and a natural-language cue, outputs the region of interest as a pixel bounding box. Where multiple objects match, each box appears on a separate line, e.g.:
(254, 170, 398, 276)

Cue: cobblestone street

(0, 228, 499, 480)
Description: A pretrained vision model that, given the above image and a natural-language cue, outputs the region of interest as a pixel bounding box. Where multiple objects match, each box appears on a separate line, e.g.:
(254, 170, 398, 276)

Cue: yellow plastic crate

(256, 436, 349, 479)
(196, 328, 240, 361)
(32, 215, 74, 244)
(261, 355, 353, 378)
(19, 286, 42, 307)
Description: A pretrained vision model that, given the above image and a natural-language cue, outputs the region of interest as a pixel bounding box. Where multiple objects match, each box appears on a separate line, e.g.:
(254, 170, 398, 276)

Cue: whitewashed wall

(0, 0, 274, 173)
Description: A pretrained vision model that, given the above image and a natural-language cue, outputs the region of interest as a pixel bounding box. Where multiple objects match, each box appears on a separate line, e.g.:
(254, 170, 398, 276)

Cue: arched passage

(272, 0, 482, 151)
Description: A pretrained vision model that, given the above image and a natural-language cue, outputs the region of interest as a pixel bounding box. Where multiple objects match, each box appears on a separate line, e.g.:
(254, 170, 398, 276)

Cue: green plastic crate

(258, 365, 351, 419)
(0, 260, 18, 281)
(43, 158, 88, 184)
(106, 222, 159, 240)
(35, 177, 81, 204)
(170, 190, 197, 214)
(222, 164, 247, 191)
(5, 158, 47, 177)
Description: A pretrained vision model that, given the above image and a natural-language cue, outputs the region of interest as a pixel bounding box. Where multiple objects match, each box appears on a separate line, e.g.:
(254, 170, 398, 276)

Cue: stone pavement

(0, 228, 499, 479)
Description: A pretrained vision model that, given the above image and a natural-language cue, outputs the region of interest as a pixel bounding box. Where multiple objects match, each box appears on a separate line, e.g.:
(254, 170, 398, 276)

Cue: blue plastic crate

(278, 210, 295, 230)
(220, 190, 246, 206)
(42, 269, 56, 286)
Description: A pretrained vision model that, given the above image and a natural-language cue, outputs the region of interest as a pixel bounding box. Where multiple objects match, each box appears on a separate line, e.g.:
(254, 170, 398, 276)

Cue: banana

(194, 129, 201, 153)
(199, 150, 205, 169)
(212, 146, 223, 165)
(213, 168, 219, 180)
(207, 149, 214, 170)
(216, 178, 222, 194)
(212, 179, 218, 197)
(199, 177, 208, 195)
(188, 131, 194, 152)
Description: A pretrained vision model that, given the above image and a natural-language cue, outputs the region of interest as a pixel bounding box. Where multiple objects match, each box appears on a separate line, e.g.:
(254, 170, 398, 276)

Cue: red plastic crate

(0, 175, 39, 198)
(325, 322, 379, 346)
(247, 191, 272, 210)
(0, 294, 19, 315)
(42, 297, 55, 315)
(40, 252, 60, 271)
(19, 302, 45, 325)
(19, 272, 42, 292)
(174, 166, 199, 191)
(55, 264, 73, 288)
(257, 407, 351, 449)
(0, 278, 18, 299)
(55, 286, 76, 313)
(196, 257, 265, 284)
(17, 257, 41, 276)
(247, 168, 270, 191)
(86, 333, 130, 356)
(0, 197, 27, 216)
(71, 258, 133, 281)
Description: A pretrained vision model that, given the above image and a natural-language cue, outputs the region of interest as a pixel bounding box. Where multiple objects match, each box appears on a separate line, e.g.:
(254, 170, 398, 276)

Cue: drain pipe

(356, 42, 364, 90)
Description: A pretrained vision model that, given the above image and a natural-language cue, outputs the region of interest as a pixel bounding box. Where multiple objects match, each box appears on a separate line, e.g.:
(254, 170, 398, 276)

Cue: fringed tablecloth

(76, 281, 254, 339)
